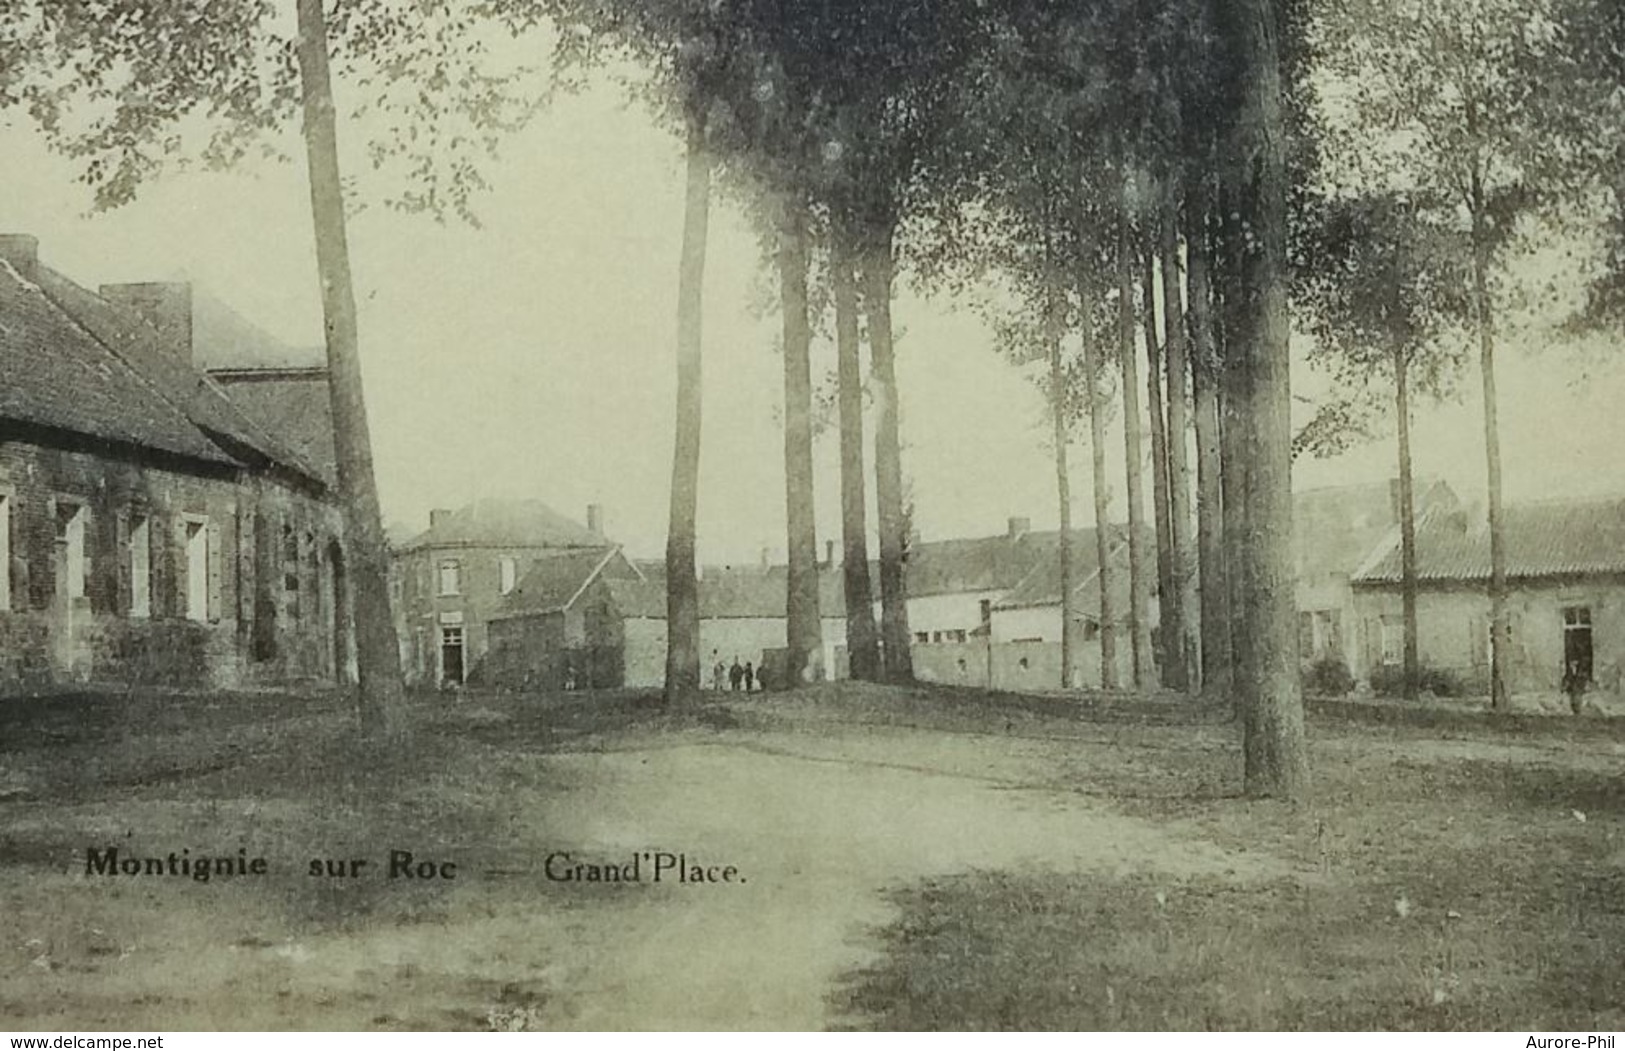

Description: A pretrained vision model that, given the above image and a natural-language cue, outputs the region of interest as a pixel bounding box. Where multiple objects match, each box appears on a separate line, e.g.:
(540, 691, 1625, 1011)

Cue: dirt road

(516, 718, 1284, 1029)
(0, 692, 1285, 1030)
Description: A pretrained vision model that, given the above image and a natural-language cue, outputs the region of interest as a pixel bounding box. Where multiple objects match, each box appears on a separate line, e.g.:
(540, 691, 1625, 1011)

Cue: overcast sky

(1, 65, 1620, 564)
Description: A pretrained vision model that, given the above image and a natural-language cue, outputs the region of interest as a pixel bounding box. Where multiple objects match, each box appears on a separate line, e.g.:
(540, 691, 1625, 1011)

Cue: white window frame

(129, 514, 151, 618)
(58, 500, 88, 601)
(183, 514, 209, 622)
(439, 559, 461, 596)
(1378, 618, 1402, 666)
(499, 556, 518, 595)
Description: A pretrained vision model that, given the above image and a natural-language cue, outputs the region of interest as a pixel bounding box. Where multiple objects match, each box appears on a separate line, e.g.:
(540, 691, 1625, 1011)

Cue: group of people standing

(712, 651, 766, 693)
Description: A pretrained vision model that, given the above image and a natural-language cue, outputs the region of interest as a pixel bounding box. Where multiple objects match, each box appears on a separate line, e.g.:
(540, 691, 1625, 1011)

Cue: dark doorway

(1563, 606, 1593, 683)
(441, 626, 465, 686)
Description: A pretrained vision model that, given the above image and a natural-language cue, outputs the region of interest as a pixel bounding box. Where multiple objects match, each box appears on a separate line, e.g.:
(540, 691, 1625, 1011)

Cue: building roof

(33, 268, 322, 482)
(0, 256, 239, 466)
(206, 368, 338, 486)
(602, 565, 846, 621)
(0, 240, 335, 490)
(604, 577, 666, 619)
(1353, 495, 1625, 585)
(496, 547, 640, 616)
(905, 528, 1065, 598)
(1293, 478, 1459, 579)
(398, 498, 606, 553)
(992, 528, 1133, 613)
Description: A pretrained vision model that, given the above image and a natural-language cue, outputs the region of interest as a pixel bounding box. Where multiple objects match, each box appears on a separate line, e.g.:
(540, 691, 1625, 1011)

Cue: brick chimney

(100, 281, 193, 364)
(1007, 515, 1031, 540)
(0, 234, 39, 281)
(429, 508, 452, 531)
(586, 503, 604, 537)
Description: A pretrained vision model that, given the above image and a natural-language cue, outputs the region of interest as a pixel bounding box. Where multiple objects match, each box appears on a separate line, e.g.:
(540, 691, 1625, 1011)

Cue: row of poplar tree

(7, 0, 1621, 800)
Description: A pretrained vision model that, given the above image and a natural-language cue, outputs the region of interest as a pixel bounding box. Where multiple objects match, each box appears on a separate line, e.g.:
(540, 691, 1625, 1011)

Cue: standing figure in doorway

(1563, 659, 1588, 716)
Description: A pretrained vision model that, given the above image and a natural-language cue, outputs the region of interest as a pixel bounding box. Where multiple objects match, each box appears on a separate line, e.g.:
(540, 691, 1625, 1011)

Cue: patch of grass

(836, 858, 1625, 1031)
(828, 686, 1625, 1031)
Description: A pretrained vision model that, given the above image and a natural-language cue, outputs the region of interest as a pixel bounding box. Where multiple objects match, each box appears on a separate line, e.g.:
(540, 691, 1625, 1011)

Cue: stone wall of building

(912, 638, 1111, 692)
(1351, 579, 1625, 701)
(0, 436, 344, 695)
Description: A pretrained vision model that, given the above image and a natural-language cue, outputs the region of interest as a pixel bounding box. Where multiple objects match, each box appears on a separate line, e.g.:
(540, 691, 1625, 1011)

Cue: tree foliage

(7, 1, 540, 222)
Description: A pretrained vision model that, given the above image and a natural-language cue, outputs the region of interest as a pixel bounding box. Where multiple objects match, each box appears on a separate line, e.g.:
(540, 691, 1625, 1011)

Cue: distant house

(0, 234, 346, 693)
(986, 527, 1141, 688)
(900, 517, 1051, 644)
(1292, 479, 1460, 673)
(1350, 495, 1625, 702)
(900, 516, 1146, 689)
(483, 546, 644, 689)
(391, 499, 610, 685)
(484, 561, 847, 691)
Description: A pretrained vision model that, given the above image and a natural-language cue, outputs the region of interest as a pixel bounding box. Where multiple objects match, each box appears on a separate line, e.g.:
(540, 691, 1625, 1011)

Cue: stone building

(1350, 495, 1625, 705)
(482, 563, 844, 691)
(1292, 479, 1460, 673)
(0, 234, 347, 694)
(483, 546, 644, 690)
(392, 499, 610, 685)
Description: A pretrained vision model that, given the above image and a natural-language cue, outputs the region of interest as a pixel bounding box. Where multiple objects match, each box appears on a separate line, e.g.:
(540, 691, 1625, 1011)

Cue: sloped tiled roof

(33, 268, 321, 482)
(398, 498, 605, 553)
(0, 258, 236, 465)
(993, 528, 1134, 611)
(208, 369, 338, 486)
(905, 529, 1063, 598)
(601, 566, 846, 620)
(605, 577, 666, 619)
(497, 547, 639, 615)
(1352, 496, 1625, 585)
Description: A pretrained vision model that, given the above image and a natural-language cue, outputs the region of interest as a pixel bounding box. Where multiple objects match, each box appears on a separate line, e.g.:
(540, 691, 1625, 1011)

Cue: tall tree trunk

(295, 0, 403, 738)
(662, 114, 710, 703)
(1117, 212, 1153, 689)
(1046, 286, 1077, 690)
(1470, 176, 1509, 711)
(1187, 196, 1231, 702)
(779, 197, 823, 685)
(862, 234, 913, 683)
(1078, 278, 1118, 689)
(1222, 0, 1309, 800)
(1160, 192, 1197, 695)
(1217, 187, 1251, 722)
(1141, 243, 1180, 690)
(832, 223, 880, 682)
(1395, 346, 1420, 701)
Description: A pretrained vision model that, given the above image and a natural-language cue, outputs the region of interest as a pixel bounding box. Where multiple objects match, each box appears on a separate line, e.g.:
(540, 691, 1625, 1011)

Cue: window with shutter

(129, 515, 151, 618)
(57, 501, 88, 601)
(1379, 618, 1402, 666)
(207, 518, 224, 622)
(183, 517, 208, 621)
(0, 492, 10, 613)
